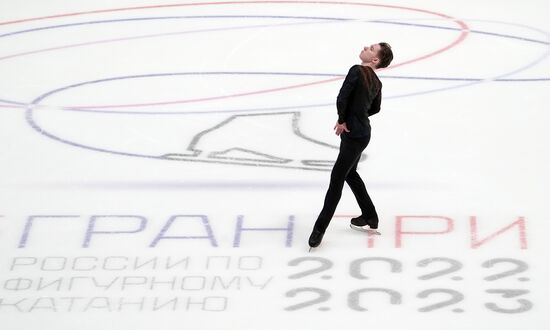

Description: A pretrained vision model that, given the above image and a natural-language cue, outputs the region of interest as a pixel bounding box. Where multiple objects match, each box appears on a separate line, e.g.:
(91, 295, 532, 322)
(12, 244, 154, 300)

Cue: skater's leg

(313, 136, 365, 232)
(346, 158, 378, 221)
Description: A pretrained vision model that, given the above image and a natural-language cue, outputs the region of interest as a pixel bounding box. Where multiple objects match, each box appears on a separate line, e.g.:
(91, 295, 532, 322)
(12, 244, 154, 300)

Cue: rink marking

(68, 76, 343, 110)
(5, 2, 550, 169)
(0, 10, 467, 110)
(0, 15, 350, 38)
(22, 69, 550, 116)
(0, 4, 467, 110)
(2, 14, 549, 111)
(0, 19, 346, 61)
(0, 1, 467, 27)
(0, 104, 20, 109)
(25, 110, 340, 171)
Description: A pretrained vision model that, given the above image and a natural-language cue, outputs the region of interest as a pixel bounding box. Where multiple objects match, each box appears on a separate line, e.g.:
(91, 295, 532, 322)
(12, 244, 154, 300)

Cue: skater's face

(359, 44, 381, 66)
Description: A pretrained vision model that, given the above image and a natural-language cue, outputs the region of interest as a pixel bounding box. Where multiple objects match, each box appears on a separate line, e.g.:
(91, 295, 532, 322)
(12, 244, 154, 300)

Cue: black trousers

(313, 133, 378, 233)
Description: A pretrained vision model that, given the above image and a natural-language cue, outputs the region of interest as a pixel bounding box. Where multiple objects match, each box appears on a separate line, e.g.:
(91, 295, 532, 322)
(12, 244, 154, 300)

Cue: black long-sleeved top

(336, 65, 382, 138)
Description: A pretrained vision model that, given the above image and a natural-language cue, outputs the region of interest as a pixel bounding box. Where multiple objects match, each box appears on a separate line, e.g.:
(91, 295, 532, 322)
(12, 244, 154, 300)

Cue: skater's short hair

(376, 42, 393, 69)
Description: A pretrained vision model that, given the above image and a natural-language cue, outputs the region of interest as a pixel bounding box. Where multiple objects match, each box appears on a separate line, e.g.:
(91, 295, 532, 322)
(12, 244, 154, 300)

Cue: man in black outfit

(309, 42, 394, 249)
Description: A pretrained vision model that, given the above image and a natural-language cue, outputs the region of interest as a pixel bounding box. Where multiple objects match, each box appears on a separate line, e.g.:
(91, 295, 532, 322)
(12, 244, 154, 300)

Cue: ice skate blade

(350, 224, 381, 235)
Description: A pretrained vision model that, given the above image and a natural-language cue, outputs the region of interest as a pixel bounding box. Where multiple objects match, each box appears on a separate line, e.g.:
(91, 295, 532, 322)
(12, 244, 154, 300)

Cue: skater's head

(376, 42, 393, 69)
(360, 42, 393, 69)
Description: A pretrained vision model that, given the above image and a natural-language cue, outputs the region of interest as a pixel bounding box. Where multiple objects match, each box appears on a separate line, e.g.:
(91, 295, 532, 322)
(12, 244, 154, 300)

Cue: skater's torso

(336, 65, 382, 138)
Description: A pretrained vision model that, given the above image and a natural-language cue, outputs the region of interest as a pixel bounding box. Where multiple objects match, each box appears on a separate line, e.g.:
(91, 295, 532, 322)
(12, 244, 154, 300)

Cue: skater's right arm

(368, 89, 381, 116)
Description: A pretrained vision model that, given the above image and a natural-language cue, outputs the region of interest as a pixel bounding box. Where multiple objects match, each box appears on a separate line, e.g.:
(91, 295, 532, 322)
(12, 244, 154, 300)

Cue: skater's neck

(360, 62, 377, 70)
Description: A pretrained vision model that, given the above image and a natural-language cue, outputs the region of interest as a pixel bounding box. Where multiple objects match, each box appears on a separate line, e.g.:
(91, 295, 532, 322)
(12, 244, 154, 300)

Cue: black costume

(312, 64, 382, 236)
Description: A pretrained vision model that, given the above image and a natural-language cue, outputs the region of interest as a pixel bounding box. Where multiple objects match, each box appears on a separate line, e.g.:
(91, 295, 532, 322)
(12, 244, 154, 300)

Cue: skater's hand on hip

(334, 122, 350, 136)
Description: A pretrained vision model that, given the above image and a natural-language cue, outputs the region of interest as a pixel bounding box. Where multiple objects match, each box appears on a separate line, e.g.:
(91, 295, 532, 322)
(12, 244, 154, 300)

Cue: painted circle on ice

(0, 2, 547, 168)
(0, 1, 469, 109)
(23, 18, 550, 167)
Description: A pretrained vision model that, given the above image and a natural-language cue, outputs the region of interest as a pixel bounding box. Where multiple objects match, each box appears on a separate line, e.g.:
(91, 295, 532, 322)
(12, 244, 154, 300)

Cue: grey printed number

(482, 258, 529, 281)
(485, 289, 533, 313)
(350, 257, 402, 279)
(417, 289, 464, 312)
(284, 288, 331, 311)
(285, 257, 532, 313)
(348, 288, 402, 311)
(287, 257, 333, 279)
(417, 258, 463, 280)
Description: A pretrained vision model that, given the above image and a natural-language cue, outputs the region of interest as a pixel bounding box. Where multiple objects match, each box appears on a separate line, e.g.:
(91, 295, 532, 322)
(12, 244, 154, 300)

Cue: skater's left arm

(336, 65, 360, 124)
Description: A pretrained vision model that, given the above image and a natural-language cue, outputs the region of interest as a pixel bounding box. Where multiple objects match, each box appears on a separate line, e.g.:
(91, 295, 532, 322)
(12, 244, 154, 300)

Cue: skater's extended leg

(313, 136, 366, 233)
(346, 158, 378, 221)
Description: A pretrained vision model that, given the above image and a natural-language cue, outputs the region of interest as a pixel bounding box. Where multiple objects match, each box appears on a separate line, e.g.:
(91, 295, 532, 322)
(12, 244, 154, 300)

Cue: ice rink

(1, 1, 549, 329)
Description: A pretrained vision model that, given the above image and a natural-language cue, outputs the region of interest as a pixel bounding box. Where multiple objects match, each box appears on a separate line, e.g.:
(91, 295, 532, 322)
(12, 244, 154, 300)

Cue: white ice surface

(1, 1, 549, 329)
